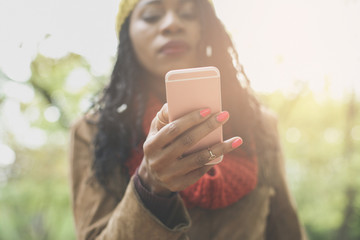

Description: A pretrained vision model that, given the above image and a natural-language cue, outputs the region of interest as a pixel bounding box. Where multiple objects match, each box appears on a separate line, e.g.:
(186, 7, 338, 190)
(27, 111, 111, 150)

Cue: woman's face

(129, 0, 202, 79)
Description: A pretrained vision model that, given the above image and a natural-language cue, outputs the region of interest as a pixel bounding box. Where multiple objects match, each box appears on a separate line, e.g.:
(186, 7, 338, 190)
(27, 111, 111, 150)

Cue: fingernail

(216, 111, 229, 122)
(232, 138, 243, 149)
(200, 108, 211, 117)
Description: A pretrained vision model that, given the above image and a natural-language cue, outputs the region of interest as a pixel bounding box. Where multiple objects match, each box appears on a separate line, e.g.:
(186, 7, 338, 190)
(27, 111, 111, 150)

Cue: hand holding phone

(165, 66, 223, 164)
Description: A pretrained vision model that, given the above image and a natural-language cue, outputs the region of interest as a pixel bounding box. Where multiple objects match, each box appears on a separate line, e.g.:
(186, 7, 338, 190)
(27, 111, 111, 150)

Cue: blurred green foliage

(0, 53, 359, 240)
(260, 89, 360, 240)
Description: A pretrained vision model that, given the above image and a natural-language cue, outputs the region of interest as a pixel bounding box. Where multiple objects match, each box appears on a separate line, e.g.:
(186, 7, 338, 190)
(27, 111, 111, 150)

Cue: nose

(159, 11, 184, 35)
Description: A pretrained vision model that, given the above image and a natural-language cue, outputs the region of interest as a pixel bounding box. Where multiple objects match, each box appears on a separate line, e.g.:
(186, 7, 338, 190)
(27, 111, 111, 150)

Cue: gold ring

(156, 112, 167, 125)
(207, 148, 217, 160)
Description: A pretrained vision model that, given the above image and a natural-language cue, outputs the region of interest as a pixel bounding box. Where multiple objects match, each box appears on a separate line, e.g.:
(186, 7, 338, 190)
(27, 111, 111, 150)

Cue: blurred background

(0, 0, 359, 239)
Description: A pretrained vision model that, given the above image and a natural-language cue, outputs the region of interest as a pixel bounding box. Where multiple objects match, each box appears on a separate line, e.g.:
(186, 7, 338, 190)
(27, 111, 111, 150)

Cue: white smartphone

(165, 66, 223, 164)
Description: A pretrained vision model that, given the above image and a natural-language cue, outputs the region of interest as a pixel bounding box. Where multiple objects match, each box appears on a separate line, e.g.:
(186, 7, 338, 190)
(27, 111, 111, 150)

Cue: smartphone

(165, 66, 223, 164)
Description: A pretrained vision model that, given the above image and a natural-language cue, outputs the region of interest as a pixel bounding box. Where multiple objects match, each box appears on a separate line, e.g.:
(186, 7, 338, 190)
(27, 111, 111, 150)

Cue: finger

(159, 103, 169, 123)
(156, 111, 168, 130)
(155, 104, 169, 131)
(149, 107, 212, 149)
(164, 111, 230, 159)
(168, 137, 243, 176)
(204, 137, 243, 165)
(148, 104, 168, 135)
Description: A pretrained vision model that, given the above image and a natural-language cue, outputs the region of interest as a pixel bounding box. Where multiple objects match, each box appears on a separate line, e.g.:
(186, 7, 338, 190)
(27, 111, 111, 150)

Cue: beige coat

(69, 109, 307, 240)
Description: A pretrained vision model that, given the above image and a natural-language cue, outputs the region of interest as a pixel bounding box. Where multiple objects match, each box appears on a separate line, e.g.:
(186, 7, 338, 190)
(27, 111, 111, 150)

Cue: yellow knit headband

(115, 0, 214, 35)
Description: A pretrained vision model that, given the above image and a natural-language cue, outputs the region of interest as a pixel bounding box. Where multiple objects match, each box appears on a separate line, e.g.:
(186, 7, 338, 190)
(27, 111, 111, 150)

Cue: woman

(69, 0, 307, 239)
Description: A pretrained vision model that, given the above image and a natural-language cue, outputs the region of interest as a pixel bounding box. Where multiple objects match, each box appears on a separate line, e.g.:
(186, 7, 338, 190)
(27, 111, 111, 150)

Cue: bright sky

(215, 0, 360, 98)
(0, 0, 360, 163)
(1, 0, 359, 93)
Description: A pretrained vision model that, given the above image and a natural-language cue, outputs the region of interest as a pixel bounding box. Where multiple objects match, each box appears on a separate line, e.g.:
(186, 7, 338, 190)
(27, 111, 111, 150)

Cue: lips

(159, 41, 190, 55)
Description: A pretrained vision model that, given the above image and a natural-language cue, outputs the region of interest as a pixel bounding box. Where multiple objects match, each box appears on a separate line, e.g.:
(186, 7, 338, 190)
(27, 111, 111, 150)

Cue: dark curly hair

(93, 0, 263, 192)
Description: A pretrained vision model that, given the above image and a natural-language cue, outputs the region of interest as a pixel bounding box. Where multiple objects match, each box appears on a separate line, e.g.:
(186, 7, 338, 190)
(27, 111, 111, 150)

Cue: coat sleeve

(263, 111, 308, 240)
(68, 117, 191, 240)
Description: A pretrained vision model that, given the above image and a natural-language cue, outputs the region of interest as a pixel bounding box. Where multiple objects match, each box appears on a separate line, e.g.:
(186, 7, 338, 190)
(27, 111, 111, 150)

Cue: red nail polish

(200, 108, 211, 117)
(232, 138, 243, 149)
(216, 111, 229, 122)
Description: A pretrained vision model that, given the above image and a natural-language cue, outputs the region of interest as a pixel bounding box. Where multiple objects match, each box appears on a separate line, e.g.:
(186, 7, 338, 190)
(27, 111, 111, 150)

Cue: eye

(141, 8, 164, 23)
(179, 11, 196, 20)
(142, 14, 162, 23)
(178, 3, 197, 21)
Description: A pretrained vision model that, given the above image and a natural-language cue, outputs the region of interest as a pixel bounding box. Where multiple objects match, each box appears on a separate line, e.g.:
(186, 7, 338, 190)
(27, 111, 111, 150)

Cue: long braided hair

(93, 0, 265, 190)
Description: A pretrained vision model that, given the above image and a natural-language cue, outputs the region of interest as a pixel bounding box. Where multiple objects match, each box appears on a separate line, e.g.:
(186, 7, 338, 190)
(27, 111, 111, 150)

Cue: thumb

(149, 103, 169, 134)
